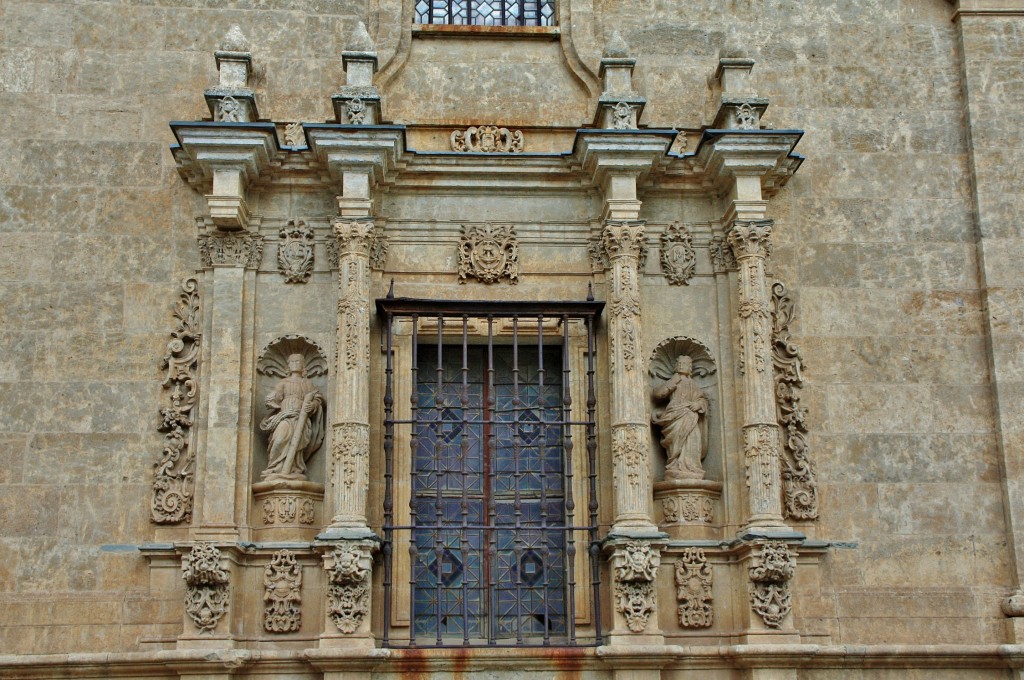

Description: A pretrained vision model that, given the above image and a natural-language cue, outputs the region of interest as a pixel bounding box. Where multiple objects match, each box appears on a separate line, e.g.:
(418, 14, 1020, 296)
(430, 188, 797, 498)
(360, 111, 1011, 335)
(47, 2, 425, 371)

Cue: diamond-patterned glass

(415, 0, 555, 26)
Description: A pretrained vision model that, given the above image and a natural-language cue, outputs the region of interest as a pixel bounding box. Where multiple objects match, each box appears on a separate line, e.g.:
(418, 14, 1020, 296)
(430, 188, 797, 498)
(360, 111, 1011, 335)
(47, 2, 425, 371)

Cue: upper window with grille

(415, 0, 556, 27)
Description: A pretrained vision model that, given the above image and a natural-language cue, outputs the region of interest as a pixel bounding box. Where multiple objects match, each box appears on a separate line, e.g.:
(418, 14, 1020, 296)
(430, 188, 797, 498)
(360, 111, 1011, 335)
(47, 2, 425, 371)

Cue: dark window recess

(377, 297, 602, 648)
(415, 0, 556, 26)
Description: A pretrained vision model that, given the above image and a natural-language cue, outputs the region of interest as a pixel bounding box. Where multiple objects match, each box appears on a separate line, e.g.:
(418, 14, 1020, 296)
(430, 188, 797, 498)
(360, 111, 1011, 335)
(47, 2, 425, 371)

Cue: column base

(317, 525, 379, 541)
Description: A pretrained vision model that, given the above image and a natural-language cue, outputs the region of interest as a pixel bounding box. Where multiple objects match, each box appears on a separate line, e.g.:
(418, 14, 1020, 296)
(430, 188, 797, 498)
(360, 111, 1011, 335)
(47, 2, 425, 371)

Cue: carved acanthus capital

(198, 230, 264, 269)
(727, 220, 773, 260)
(602, 221, 647, 260)
(332, 219, 377, 258)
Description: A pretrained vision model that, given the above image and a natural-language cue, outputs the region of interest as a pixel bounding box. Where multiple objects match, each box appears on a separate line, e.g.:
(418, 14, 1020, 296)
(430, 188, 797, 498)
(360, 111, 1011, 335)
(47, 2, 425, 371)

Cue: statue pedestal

(252, 479, 325, 541)
(653, 479, 722, 539)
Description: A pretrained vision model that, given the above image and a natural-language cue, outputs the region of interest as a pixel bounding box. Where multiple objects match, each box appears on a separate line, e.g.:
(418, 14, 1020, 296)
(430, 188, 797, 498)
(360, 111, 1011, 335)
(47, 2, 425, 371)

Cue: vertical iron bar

(460, 316, 470, 645)
(409, 315, 420, 646)
(486, 316, 497, 645)
(434, 314, 444, 646)
(561, 315, 577, 644)
(512, 316, 524, 645)
(382, 311, 395, 647)
(586, 313, 602, 645)
(537, 316, 551, 645)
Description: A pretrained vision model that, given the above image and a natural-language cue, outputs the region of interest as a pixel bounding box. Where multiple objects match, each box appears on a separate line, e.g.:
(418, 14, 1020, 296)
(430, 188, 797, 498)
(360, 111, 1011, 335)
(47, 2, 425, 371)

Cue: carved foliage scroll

(709, 235, 737, 273)
(152, 278, 201, 524)
(676, 548, 713, 628)
(182, 542, 230, 633)
(450, 125, 524, 153)
(660, 222, 696, 285)
(748, 541, 795, 628)
(771, 282, 819, 520)
(264, 549, 302, 633)
(458, 223, 519, 284)
(327, 545, 370, 634)
(278, 219, 314, 283)
(614, 541, 659, 633)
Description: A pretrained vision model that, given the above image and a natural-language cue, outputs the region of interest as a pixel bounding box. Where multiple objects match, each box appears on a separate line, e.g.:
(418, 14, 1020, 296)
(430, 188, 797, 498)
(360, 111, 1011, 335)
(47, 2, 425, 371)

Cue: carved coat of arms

(278, 219, 314, 283)
(458, 223, 520, 284)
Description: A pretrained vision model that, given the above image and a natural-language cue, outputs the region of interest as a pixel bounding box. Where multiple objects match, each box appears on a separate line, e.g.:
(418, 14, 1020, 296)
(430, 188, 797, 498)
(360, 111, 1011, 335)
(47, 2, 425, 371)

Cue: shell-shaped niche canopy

(257, 335, 329, 378)
(649, 336, 716, 382)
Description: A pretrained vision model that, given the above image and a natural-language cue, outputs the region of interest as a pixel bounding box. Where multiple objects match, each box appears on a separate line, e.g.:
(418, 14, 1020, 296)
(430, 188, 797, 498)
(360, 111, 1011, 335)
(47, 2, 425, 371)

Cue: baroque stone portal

(652, 355, 709, 481)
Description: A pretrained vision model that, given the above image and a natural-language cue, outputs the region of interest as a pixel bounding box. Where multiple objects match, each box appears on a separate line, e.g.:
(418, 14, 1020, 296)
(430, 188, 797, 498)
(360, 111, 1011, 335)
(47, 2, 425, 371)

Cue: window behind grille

(377, 297, 603, 647)
(415, 0, 556, 27)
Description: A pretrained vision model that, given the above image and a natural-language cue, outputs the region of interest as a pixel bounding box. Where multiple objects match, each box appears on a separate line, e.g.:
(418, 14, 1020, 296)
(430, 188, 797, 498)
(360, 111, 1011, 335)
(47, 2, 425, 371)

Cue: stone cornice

(170, 122, 280, 192)
(954, 0, 1024, 17)
(574, 129, 675, 189)
(304, 124, 405, 188)
(679, 129, 804, 199)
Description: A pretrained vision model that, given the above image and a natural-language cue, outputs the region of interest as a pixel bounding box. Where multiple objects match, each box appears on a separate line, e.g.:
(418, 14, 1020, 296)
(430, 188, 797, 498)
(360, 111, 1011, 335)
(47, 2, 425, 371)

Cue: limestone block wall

(0, 0, 1021, 666)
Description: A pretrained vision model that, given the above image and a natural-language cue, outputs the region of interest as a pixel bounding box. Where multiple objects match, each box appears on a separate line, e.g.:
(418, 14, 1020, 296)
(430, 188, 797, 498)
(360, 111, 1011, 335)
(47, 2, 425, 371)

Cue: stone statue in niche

(651, 355, 709, 481)
(260, 353, 326, 480)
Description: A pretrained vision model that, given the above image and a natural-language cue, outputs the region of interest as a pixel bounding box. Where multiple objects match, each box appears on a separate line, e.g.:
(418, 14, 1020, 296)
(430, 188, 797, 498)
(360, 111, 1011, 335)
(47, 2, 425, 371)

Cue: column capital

(727, 219, 773, 260)
(332, 218, 377, 255)
(602, 220, 647, 260)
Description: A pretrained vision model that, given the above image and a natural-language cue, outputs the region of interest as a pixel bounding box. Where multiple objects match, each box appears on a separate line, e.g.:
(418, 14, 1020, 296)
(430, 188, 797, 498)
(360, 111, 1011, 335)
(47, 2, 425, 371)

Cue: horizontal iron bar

(377, 297, 604, 318)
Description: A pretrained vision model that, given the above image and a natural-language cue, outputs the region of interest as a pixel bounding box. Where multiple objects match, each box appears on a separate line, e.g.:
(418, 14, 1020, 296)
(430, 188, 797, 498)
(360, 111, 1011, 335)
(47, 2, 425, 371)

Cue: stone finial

(348, 21, 375, 52)
(220, 25, 250, 53)
(604, 30, 629, 59)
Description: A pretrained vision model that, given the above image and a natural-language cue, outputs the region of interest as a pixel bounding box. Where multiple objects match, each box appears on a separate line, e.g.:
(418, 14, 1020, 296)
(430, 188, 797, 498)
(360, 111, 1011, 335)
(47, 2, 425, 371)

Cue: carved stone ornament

(1003, 588, 1024, 617)
(262, 496, 316, 525)
(284, 122, 304, 147)
(735, 102, 760, 130)
(198, 230, 264, 269)
(264, 549, 302, 633)
(651, 355, 709, 481)
(258, 351, 326, 481)
(709, 235, 738, 273)
(614, 541, 660, 633)
(182, 543, 230, 633)
(216, 95, 244, 122)
(450, 125, 525, 153)
(151, 278, 201, 524)
(771, 282, 819, 521)
(278, 219, 315, 283)
(346, 97, 366, 125)
(327, 227, 387, 270)
(748, 540, 795, 628)
(659, 222, 696, 285)
(332, 424, 370, 490)
(257, 335, 329, 380)
(458, 223, 519, 284)
(676, 547, 713, 628)
(663, 494, 714, 523)
(727, 220, 773, 261)
(327, 545, 371, 634)
(612, 101, 636, 130)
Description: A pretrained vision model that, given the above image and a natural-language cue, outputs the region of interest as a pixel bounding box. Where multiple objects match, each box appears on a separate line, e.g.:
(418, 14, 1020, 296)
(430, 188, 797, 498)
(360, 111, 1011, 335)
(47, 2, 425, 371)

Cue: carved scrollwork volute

(151, 278, 202, 525)
(198, 230, 264, 269)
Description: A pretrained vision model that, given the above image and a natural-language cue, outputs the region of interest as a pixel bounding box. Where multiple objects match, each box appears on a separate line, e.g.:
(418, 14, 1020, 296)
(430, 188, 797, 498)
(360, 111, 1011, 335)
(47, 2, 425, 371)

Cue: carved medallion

(458, 223, 519, 284)
(216, 96, 243, 122)
(450, 125, 524, 153)
(278, 219, 314, 283)
(659, 222, 696, 285)
(676, 548, 713, 628)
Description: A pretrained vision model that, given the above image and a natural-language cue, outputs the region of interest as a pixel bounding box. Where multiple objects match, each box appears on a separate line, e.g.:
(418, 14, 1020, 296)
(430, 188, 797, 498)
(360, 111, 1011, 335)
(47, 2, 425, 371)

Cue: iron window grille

(377, 296, 603, 647)
(415, 0, 556, 26)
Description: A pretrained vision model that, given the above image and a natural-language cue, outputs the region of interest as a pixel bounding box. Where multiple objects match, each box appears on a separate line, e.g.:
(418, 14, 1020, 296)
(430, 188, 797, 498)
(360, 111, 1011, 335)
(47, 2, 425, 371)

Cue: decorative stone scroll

(662, 493, 714, 524)
(709, 235, 737, 273)
(151, 278, 201, 525)
(278, 219, 314, 283)
(198, 230, 264, 269)
(182, 542, 230, 633)
(261, 496, 316, 525)
(283, 122, 304, 147)
(676, 548, 713, 628)
(613, 541, 660, 633)
(450, 125, 524, 153)
(326, 545, 371, 634)
(659, 222, 696, 285)
(748, 540, 795, 628)
(771, 282, 819, 521)
(264, 549, 302, 633)
(458, 223, 520, 284)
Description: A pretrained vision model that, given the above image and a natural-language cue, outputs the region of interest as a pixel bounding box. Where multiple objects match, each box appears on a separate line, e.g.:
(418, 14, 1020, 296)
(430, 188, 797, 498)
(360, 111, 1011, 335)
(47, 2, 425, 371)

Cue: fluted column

(727, 220, 785, 527)
(328, 218, 375, 531)
(603, 220, 658, 533)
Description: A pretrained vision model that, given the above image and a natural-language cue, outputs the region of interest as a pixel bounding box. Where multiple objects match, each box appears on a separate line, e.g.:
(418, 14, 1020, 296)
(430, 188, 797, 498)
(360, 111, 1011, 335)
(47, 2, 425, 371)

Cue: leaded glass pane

(415, 0, 556, 26)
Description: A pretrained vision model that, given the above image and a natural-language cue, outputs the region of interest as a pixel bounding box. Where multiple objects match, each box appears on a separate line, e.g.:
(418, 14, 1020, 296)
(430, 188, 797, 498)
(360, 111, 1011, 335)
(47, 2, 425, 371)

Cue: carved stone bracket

(325, 542, 373, 635)
(181, 543, 230, 633)
(264, 549, 302, 633)
(771, 282, 819, 521)
(748, 540, 795, 628)
(676, 547, 713, 628)
(659, 222, 696, 285)
(198, 230, 264, 269)
(612, 541, 661, 633)
(458, 223, 519, 284)
(278, 219, 315, 283)
(450, 125, 524, 152)
(152, 278, 201, 525)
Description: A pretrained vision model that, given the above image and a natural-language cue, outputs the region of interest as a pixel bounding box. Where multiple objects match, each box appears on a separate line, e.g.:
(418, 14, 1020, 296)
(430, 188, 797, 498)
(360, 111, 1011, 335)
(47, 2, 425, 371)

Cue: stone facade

(1, 1, 1023, 678)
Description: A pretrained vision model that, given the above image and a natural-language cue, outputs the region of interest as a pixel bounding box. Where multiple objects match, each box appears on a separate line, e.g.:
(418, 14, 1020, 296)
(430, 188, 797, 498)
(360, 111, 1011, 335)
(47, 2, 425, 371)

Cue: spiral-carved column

(727, 220, 785, 527)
